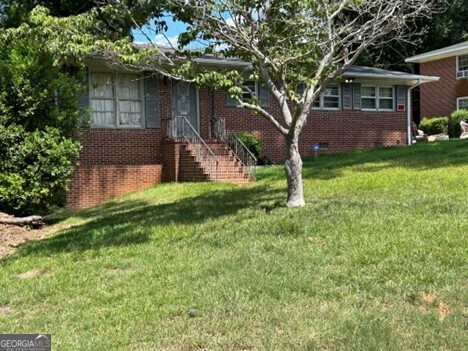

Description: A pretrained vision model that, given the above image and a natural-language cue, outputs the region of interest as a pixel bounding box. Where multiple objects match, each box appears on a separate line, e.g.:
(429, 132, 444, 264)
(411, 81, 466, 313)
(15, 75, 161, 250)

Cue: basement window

(318, 143, 329, 150)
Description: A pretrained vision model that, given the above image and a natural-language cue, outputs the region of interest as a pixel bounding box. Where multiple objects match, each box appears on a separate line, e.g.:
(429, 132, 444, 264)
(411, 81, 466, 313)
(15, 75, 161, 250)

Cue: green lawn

(1, 140, 467, 350)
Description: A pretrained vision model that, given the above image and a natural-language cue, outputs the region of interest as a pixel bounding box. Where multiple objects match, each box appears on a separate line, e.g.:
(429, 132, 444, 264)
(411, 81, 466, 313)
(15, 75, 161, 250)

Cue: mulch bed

(0, 212, 45, 259)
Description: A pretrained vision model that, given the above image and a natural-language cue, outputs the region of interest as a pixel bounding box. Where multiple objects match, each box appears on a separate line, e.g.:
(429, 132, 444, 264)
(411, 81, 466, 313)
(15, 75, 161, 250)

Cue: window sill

(90, 125, 145, 129)
(361, 109, 395, 112)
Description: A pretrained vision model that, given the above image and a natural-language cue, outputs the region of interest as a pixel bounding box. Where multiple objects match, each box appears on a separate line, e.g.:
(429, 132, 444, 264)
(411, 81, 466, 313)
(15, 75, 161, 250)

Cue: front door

(172, 81, 199, 132)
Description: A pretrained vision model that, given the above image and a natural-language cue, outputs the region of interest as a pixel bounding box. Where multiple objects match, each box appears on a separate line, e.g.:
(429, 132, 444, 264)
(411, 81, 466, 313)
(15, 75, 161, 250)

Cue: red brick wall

(68, 77, 173, 210)
(67, 164, 162, 210)
(160, 139, 183, 182)
(198, 88, 407, 162)
(77, 128, 163, 165)
(420, 57, 468, 118)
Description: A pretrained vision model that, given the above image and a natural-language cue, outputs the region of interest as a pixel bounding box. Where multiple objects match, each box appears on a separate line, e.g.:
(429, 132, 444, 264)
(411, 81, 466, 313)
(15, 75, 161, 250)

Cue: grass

(0, 140, 467, 350)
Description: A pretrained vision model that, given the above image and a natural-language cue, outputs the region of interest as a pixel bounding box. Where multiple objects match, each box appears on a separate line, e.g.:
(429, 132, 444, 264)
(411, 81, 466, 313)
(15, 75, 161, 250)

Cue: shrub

(0, 125, 80, 216)
(419, 117, 448, 135)
(0, 26, 86, 215)
(448, 110, 468, 137)
(230, 132, 262, 158)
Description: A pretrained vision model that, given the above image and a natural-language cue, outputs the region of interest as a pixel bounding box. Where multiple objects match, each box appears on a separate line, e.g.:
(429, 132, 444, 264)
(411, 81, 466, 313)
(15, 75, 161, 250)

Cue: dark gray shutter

(259, 84, 270, 107)
(352, 83, 362, 110)
(396, 85, 406, 111)
(144, 76, 160, 128)
(342, 83, 353, 110)
(226, 94, 238, 107)
(296, 83, 305, 95)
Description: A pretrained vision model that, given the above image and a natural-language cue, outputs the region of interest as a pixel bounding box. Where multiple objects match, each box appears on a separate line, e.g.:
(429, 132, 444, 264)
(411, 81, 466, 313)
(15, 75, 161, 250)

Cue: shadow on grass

(7, 185, 281, 259)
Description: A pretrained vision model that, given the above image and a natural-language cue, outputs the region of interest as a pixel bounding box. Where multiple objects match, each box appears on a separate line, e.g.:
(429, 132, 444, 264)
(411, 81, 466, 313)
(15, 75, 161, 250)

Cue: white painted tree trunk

(284, 134, 305, 207)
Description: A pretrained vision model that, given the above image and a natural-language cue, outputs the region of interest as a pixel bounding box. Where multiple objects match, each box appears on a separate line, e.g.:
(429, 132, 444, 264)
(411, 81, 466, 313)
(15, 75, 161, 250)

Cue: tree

(0, 12, 83, 215)
(128, 0, 441, 207)
(357, 0, 467, 71)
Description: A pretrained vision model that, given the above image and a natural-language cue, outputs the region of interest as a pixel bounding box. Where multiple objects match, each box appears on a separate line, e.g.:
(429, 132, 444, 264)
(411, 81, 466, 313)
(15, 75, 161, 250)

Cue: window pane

(379, 87, 393, 98)
(91, 99, 115, 126)
(313, 98, 320, 108)
(459, 98, 468, 110)
(119, 100, 142, 126)
(362, 86, 376, 97)
(379, 98, 393, 110)
(362, 98, 376, 109)
(458, 55, 468, 71)
(118, 74, 140, 99)
(242, 81, 256, 101)
(323, 96, 339, 108)
(91, 72, 114, 98)
(324, 85, 339, 96)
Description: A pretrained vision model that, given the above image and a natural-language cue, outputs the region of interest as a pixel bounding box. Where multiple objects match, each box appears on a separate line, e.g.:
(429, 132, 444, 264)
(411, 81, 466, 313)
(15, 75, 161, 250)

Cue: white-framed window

(313, 84, 341, 109)
(362, 85, 394, 111)
(90, 71, 143, 128)
(457, 96, 468, 110)
(241, 80, 258, 101)
(457, 55, 468, 79)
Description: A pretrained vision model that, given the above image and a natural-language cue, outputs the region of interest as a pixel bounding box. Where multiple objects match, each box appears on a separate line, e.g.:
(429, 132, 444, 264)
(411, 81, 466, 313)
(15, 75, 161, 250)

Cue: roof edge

(406, 41, 468, 63)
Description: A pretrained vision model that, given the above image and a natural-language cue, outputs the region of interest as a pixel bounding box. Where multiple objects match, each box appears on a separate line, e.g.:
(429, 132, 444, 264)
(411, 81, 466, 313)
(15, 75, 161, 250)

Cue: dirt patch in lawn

(0, 223, 45, 259)
(0, 305, 14, 315)
(437, 301, 451, 321)
(14, 268, 52, 279)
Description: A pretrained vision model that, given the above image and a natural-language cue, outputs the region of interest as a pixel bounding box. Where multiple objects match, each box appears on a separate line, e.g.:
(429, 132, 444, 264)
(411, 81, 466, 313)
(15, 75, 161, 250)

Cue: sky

(131, 15, 188, 47)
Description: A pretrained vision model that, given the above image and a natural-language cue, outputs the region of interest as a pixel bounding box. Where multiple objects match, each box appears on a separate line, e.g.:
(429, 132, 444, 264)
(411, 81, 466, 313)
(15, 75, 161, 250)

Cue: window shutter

(144, 76, 160, 128)
(342, 83, 353, 110)
(77, 69, 90, 122)
(396, 85, 406, 111)
(259, 84, 270, 107)
(352, 83, 362, 110)
(226, 94, 238, 107)
(296, 83, 305, 95)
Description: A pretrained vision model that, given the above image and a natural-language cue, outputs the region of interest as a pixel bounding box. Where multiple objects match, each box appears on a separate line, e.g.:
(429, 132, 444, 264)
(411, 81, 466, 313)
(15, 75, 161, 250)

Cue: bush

(230, 132, 261, 158)
(0, 26, 85, 215)
(419, 117, 448, 135)
(448, 110, 468, 137)
(0, 125, 80, 216)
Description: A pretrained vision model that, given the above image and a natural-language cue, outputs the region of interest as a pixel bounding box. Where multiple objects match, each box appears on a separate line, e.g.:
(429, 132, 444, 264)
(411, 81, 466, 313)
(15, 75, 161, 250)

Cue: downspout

(407, 79, 423, 146)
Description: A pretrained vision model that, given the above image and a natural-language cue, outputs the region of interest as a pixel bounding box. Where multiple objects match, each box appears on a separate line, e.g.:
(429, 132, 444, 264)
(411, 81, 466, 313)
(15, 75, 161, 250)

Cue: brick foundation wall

(420, 57, 468, 118)
(198, 88, 407, 162)
(67, 164, 162, 210)
(69, 128, 165, 210)
(77, 128, 163, 165)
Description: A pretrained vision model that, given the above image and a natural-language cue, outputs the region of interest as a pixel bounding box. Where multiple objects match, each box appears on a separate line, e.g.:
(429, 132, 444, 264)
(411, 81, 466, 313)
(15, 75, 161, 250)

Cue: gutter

(407, 79, 423, 146)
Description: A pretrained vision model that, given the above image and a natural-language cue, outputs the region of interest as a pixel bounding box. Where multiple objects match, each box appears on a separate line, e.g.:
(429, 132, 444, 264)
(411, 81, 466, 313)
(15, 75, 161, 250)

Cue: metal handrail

(166, 116, 219, 182)
(214, 118, 257, 180)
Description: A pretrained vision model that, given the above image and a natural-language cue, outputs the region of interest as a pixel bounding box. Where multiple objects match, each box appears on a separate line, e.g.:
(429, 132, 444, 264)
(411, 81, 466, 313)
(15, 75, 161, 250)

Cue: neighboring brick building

(67, 58, 438, 210)
(406, 41, 468, 118)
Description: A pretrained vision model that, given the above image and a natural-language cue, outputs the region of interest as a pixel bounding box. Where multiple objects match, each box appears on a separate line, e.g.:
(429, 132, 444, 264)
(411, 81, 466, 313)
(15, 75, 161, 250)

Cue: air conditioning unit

(458, 70, 468, 79)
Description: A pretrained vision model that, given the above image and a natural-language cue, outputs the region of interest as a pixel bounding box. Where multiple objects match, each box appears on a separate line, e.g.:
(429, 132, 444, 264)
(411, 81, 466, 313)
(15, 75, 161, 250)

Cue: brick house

(406, 41, 468, 118)
(67, 57, 438, 210)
